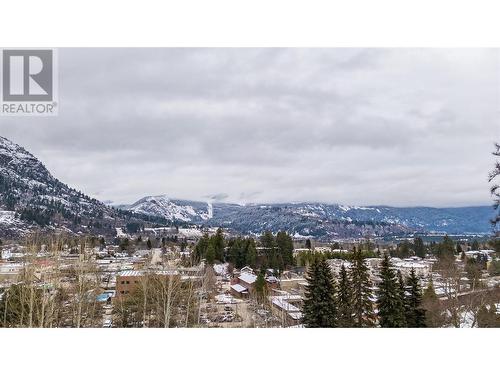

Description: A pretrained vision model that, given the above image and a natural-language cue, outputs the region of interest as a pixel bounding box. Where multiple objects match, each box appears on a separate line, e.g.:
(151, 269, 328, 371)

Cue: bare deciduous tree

(489, 142, 500, 234)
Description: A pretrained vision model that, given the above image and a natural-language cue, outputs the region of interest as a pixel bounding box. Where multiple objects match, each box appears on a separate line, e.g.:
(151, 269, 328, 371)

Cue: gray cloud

(1, 48, 498, 207)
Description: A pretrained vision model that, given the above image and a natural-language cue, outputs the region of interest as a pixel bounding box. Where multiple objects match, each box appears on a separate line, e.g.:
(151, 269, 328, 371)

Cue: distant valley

(122, 195, 495, 239)
(0, 136, 495, 239)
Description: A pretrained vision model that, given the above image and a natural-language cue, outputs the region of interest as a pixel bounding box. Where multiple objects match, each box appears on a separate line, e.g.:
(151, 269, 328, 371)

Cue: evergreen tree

(302, 258, 338, 328)
(422, 278, 444, 327)
(212, 228, 225, 262)
(436, 235, 455, 263)
(397, 241, 411, 258)
(405, 268, 426, 327)
(245, 239, 257, 269)
(228, 238, 244, 268)
(260, 231, 275, 249)
(376, 254, 406, 327)
(337, 263, 354, 327)
(276, 231, 294, 267)
(205, 243, 216, 265)
(120, 237, 130, 252)
(397, 270, 407, 313)
(194, 233, 209, 263)
(261, 231, 277, 270)
(349, 248, 376, 327)
(413, 237, 426, 258)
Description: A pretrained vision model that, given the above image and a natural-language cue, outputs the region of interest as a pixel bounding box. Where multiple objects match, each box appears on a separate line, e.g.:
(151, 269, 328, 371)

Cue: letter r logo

(2, 50, 53, 101)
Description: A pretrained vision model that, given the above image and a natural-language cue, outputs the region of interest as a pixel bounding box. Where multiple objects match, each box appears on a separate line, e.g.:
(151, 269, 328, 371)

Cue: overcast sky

(1, 48, 499, 207)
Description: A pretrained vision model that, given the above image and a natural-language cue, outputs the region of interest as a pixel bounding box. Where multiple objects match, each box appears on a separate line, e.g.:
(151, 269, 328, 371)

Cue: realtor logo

(1, 48, 58, 116)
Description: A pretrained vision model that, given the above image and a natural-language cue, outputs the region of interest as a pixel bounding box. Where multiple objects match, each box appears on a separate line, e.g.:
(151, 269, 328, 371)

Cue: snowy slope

(1, 135, 492, 239)
(124, 198, 494, 237)
(126, 195, 212, 222)
(0, 136, 152, 237)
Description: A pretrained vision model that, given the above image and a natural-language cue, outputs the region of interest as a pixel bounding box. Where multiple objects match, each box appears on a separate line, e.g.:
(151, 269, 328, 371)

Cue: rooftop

(231, 284, 247, 293)
(239, 272, 257, 284)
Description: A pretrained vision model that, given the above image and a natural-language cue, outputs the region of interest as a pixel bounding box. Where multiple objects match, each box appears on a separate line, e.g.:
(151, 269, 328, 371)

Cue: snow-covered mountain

(122, 198, 494, 238)
(0, 136, 159, 237)
(126, 195, 213, 222)
(0, 135, 493, 239)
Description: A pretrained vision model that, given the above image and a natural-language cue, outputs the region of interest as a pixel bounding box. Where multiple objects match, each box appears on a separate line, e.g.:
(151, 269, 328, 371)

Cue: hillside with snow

(0, 136, 163, 237)
(122, 199, 495, 238)
(125, 195, 213, 222)
(0, 135, 494, 239)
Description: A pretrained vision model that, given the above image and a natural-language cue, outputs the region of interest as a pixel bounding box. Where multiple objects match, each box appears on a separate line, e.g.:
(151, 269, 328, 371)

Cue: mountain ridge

(0, 136, 495, 239)
(0, 136, 164, 237)
(124, 195, 494, 237)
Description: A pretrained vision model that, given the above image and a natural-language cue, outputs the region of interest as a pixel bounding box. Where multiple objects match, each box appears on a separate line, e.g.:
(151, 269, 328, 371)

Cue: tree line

(302, 250, 426, 328)
(192, 229, 294, 273)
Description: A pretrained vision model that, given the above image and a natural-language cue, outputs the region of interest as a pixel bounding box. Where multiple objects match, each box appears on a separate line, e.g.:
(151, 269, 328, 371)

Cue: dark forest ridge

(124, 195, 495, 237)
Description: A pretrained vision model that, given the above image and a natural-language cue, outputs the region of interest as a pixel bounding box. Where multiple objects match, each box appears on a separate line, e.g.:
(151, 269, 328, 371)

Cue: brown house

(115, 269, 182, 297)
(230, 271, 257, 298)
(116, 270, 142, 296)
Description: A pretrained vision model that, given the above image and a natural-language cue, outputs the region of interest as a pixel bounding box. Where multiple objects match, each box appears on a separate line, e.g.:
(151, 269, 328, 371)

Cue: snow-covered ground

(178, 228, 203, 238)
(115, 227, 127, 237)
(215, 294, 241, 304)
(0, 210, 18, 226)
(213, 263, 229, 276)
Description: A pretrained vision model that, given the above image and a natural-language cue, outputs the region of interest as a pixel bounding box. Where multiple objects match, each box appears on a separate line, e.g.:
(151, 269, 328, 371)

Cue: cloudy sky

(1, 48, 499, 207)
